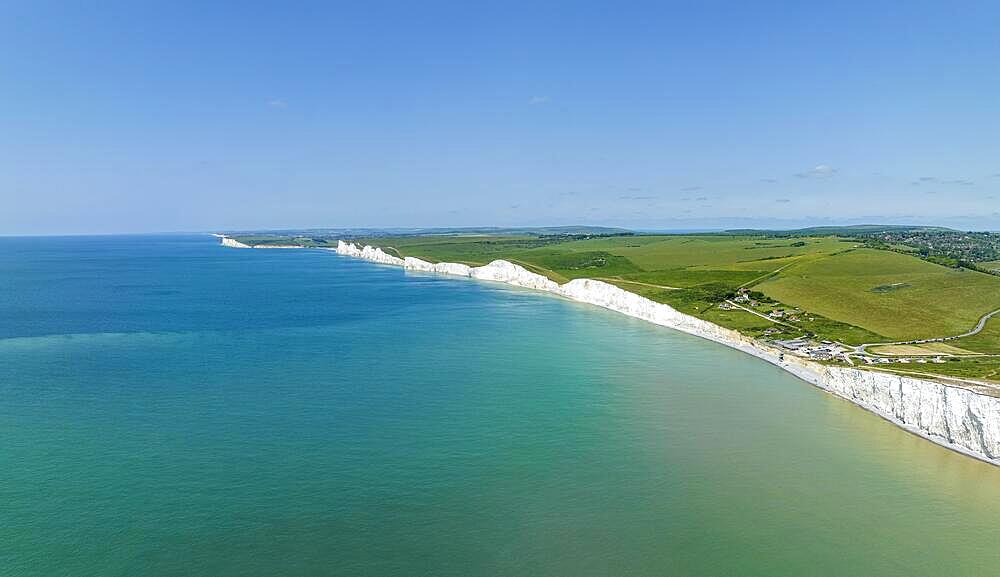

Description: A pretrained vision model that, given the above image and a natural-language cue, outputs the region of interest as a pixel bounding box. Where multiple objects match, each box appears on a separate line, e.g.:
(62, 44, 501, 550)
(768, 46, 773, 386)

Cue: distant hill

(723, 224, 956, 236)
(400, 226, 632, 236)
(229, 226, 633, 238)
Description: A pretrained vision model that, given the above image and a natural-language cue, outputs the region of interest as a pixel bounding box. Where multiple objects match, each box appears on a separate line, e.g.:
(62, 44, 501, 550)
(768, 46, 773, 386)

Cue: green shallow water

(1, 235, 999, 576)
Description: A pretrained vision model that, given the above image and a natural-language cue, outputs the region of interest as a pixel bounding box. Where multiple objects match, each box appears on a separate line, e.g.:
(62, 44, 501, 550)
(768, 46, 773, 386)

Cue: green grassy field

(949, 316, 1000, 355)
(332, 233, 1000, 345)
(877, 358, 1000, 387)
(356, 235, 568, 267)
(343, 233, 896, 343)
(231, 235, 339, 247)
(550, 235, 849, 269)
(756, 248, 1000, 341)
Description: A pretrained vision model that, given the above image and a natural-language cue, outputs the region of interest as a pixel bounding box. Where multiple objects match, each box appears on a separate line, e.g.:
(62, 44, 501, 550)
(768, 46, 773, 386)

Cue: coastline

(218, 235, 1000, 466)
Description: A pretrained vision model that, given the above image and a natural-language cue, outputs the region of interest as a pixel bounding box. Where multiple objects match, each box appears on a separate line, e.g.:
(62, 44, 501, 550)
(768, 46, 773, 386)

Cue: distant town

(858, 229, 1000, 273)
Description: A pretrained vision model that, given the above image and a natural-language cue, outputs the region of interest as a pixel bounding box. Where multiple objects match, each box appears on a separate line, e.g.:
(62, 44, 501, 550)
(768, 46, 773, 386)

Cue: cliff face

(298, 239, 1000, 465)
(218, 236, 252, 249)
(336, 241, 404, 266)
(403, 256, 472, 277)
(470, 260, 562, 291)
(817, 366, 1000, 461)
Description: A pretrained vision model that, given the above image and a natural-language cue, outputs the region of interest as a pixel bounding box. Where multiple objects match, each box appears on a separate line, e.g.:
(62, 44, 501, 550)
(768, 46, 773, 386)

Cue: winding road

(856, 308, 1000, 354)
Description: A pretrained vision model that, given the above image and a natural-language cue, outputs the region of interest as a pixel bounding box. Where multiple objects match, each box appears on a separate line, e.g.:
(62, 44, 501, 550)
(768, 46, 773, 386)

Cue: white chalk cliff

(403, 256, 473, 276)
(216, 235, 252, 249)
(225, 235, 1000, 465)
(335, 240, 404, 266)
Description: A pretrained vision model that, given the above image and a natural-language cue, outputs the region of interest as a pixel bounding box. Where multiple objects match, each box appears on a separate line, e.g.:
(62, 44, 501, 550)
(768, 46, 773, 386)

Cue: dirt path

(737, 259, 802, 289)
(723, 299, 801, 329)
(598, 278, 682, 291)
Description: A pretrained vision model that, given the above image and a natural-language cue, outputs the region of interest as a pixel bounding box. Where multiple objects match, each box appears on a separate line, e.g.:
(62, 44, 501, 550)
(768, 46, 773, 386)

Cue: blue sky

(2, 1, 999, 234)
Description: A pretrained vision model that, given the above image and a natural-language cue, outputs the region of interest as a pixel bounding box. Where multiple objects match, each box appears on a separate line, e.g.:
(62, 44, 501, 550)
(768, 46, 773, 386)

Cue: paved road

(856, 308, 1000, 353)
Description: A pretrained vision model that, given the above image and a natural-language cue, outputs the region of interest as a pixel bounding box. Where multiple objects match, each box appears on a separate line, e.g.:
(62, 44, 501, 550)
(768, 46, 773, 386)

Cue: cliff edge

(222, 235, 1000, 465)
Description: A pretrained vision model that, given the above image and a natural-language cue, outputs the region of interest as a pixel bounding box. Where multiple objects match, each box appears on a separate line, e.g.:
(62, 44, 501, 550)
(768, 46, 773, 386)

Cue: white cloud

(529, 95, 550, 105)
(794, 164, 836, 178)
(267, 98, 288, 109)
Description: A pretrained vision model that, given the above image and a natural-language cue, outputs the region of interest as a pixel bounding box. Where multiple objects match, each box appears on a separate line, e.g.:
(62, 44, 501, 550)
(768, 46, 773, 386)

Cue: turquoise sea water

(2, 234, 1000, 576)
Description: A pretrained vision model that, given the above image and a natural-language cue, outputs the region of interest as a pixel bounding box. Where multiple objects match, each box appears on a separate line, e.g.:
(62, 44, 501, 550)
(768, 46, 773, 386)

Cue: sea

(2, 234, 999, 577)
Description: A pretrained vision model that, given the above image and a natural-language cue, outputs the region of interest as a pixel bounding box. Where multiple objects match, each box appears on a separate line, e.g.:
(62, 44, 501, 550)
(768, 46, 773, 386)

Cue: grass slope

(546, 235, 848, 270)
(949, 316, 1000, 355)
(757, 249, 1000, 341)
